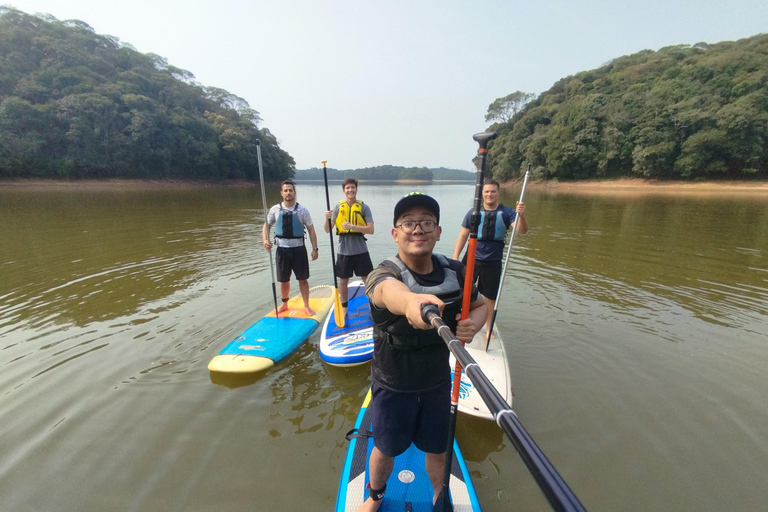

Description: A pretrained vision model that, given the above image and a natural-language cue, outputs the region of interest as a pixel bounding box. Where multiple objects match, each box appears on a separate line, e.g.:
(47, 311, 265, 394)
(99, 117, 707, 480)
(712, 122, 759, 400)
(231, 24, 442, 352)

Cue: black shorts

(462, 254, 502, 299)
(336, 252, 374, 279)
(276, 246, 310, 282)
(475, 259, 502, 299)
(370, 381, 451, 457)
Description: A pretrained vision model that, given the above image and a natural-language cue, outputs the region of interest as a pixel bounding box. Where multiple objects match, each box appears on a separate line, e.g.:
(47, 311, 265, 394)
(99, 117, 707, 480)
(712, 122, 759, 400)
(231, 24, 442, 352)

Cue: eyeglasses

(396, 220, 437, 234)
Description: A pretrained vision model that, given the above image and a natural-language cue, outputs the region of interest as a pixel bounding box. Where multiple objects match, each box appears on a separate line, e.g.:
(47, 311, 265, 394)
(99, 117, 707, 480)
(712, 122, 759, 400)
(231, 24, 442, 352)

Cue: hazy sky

(5, 1, 767, 170)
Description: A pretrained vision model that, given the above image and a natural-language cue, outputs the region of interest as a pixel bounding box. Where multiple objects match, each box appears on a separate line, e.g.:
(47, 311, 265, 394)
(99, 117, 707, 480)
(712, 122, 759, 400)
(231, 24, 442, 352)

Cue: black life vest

(376, 254, 463, 351)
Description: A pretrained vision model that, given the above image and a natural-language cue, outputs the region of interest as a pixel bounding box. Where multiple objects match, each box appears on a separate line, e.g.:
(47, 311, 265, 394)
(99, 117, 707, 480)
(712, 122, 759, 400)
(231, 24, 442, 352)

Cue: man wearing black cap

(358, 192, 487, 511)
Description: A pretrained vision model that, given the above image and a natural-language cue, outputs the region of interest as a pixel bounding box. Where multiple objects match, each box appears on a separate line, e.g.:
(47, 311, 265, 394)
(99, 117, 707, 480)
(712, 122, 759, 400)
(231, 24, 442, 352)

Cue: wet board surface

(319, 281, 373, 366)
(450, 325, 512, 420)
(335, 388, 482, 511)
(208, 285, 334, 373)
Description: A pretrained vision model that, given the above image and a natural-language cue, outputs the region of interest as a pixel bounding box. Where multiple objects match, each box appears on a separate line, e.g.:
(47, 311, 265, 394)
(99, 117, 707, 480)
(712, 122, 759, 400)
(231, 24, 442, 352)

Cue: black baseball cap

(393, 192, 440, 226)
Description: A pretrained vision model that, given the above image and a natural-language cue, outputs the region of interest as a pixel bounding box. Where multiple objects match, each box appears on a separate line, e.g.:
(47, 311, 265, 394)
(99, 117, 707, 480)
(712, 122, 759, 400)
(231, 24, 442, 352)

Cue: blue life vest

(478, 206, 510, 242)
(274, 203, 305, 240)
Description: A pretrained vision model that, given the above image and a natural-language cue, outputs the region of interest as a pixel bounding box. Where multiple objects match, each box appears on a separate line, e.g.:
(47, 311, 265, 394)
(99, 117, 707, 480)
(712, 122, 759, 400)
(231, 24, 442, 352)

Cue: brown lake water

(0, 182, 766, 511)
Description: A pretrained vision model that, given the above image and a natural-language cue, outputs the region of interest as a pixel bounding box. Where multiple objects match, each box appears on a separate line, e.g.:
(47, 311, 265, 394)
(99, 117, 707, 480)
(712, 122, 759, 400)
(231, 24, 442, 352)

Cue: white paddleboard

(450, 325, 512, 419)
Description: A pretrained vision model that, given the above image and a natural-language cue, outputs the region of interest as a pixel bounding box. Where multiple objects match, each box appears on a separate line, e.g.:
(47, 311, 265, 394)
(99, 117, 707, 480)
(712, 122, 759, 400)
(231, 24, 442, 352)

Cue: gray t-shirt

(267, 202, 313, 248)
(331, 201, 374, 256)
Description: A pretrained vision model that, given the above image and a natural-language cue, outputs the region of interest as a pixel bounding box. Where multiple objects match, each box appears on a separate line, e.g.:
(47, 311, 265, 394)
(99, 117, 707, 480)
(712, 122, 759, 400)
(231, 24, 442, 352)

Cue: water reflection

(519, 191, 768, 330)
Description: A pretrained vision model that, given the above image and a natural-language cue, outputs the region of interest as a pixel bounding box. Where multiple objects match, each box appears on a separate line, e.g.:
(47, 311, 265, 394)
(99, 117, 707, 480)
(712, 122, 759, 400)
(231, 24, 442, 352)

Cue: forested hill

(0, 7, 295, 180)
(294, 165, 474, 181)
(485, 34, 768, 182)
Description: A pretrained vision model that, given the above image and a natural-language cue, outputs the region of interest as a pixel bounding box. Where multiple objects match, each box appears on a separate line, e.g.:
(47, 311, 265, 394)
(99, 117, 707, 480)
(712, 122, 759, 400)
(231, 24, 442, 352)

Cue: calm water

(1, 182, 767, 512)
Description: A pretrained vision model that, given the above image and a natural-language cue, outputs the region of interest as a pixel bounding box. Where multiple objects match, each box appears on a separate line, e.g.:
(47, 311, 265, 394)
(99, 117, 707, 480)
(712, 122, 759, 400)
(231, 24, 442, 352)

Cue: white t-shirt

(266, 202, 313, 248)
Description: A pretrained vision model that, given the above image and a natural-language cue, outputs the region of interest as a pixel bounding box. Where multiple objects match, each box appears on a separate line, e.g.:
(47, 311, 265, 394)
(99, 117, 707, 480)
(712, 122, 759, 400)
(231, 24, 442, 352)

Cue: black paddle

(322, 161, 345, 327)
(422, 304, 587, 512)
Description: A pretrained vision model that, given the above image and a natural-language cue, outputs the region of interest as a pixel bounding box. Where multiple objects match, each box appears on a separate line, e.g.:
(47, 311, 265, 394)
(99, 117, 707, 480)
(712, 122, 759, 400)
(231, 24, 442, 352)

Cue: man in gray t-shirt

(323, 178, 374, 318)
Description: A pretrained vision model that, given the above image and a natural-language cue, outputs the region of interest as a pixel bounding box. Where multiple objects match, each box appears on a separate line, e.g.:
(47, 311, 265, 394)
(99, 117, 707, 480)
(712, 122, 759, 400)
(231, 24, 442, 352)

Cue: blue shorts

(371, 381, 451, 457)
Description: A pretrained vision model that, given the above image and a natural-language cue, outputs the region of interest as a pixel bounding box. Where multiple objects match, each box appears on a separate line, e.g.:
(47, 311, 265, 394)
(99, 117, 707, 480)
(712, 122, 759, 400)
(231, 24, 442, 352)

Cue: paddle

(485, 162, 531, 346)
(256, 140, 279, 317)
(433, 131, 498, 512)
(422, 304, 587, 512)
(322, 160, 345, 328)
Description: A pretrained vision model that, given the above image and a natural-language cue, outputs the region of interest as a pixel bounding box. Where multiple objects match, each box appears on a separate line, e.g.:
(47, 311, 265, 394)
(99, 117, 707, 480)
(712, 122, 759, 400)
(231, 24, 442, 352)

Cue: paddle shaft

(256, 141, 279, 317)
(486, 163, 531, 344)
(321, 161, 340, 290)
(435, 131, 499, 511)
(422, 305, 587, 512)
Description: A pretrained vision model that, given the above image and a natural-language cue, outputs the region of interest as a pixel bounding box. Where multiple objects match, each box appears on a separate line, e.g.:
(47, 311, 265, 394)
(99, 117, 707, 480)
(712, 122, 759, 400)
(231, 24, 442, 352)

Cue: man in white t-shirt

(262, 180, 319, 315)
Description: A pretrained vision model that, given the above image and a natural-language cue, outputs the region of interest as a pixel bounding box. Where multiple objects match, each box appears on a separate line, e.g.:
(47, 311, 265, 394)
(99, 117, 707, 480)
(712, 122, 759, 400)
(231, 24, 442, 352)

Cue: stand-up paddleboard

(208, 285, 334, 373)
(450, 326, 512, 420)
(336, 388, 481, 512)
(319, 281, 373, 366)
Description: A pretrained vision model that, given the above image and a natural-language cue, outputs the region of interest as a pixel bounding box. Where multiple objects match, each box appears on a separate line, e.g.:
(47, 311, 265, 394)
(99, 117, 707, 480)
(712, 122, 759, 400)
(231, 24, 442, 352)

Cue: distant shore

(2, 178, 768, 196)
(509, 178, 768, 196)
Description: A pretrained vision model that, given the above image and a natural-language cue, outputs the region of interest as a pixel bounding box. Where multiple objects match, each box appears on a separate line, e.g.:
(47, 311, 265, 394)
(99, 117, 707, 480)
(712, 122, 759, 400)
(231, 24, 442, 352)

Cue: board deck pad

(319, 282, 373, 366)
(335, 389, 481, 512)
(208, 285, 334, 373)
(450, 325, 512, 420)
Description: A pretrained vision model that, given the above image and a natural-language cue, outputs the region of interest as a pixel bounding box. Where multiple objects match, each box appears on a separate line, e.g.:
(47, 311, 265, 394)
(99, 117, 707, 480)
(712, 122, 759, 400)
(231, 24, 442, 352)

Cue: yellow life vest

(336, 200, 366, 235)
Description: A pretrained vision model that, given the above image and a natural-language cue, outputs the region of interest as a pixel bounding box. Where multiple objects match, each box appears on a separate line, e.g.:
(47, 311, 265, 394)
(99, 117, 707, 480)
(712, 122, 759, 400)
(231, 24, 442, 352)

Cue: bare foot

(342, 307, 348, 318)
(354, 497, 382, 512)
(304, 306, 316, 316)
(278, 302, 289, 313)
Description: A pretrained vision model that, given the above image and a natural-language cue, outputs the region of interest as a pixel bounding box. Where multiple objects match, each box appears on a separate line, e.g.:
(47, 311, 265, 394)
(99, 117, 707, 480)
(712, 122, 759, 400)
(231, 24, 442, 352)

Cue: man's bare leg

(425, 451, 447, 505)
(354, 447, 393, 512)
(339, 277, 349, 317)
(278, 281, 290, 313)
(299, 280, 315, 315)
(484, 296, 496, 341)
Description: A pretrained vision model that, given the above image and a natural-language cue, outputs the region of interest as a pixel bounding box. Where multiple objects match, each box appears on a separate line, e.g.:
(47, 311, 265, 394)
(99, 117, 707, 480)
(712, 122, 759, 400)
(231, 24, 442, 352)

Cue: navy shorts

(371, 381, 451, 457)
(276, 246, 310, 282)
(336, 252, 374, 279)
(463, 254, 502, 300)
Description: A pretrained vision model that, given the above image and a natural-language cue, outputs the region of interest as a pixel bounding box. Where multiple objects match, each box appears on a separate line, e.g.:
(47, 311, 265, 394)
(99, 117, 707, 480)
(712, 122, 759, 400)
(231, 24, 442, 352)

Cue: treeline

(295, 165, 474, 181)
(0, 7, 295, 180)
(485, 34, 768, 181)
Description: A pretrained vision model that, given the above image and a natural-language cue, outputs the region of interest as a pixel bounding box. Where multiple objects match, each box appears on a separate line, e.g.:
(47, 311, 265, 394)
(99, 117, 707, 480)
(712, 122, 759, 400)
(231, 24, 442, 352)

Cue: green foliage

(485, 91, 535, 126)
(486, 34, 768, 181)
(0, 7, 295, 180)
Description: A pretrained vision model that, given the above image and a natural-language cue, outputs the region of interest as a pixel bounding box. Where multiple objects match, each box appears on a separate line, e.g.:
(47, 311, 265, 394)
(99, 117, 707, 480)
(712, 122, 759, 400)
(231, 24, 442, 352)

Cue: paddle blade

(333, 288, 345, 327)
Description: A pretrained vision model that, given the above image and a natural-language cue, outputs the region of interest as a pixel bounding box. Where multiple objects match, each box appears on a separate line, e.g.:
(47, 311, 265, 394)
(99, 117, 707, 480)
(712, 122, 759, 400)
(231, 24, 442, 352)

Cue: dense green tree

(0, 7, 294, 180)
(485, 34, 768, 181)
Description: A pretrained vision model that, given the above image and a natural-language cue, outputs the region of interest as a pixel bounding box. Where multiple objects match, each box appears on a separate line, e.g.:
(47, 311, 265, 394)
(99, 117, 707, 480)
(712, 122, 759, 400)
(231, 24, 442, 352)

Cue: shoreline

(507, 178, 768, 196)
(2, 177, 768, 196)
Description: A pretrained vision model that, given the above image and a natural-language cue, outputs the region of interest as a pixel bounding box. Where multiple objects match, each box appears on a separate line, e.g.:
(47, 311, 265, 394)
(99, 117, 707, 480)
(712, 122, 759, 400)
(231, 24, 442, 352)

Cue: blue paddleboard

(208, 285, 334, 373)
(335, 388, 481, 511)
(319, 282, 373, 366)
